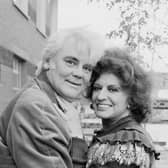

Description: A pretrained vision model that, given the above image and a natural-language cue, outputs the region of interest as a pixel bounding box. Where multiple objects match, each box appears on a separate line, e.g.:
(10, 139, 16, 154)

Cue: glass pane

(28, 0, 37, 24)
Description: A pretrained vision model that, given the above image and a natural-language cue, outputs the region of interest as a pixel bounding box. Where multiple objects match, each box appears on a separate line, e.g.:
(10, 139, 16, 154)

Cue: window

(46, 0, 58, 36)
(0, 63, 1, 83)
(33, 0, 58, 36)
(13, 0, 29, 18)
(28, 0, 37, 24)
(13, 0, 58, 36)
(36, 0, 48, 36)
(13, 56, 22, 89)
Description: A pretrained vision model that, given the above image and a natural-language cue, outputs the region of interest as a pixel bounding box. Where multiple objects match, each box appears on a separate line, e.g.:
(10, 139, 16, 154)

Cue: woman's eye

(83, 65, 93, 73)
(108, 87, 120, 92)
(93, 86, 101, 91)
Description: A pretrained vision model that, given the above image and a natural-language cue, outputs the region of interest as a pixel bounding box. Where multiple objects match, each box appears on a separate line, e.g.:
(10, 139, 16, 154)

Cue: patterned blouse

(86, 116, 159, 168)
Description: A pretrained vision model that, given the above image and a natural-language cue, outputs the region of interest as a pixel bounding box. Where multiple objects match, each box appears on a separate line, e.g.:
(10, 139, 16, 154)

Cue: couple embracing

(0, 28, 159, 168)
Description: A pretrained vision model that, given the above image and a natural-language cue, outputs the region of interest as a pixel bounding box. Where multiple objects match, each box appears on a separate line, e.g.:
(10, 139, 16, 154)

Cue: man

(0, 28, 105, 168)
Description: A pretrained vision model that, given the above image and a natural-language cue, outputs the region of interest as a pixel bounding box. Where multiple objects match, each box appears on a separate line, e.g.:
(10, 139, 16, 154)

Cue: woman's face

(46, 37, 94, 102)
(92, 73, 130, 120)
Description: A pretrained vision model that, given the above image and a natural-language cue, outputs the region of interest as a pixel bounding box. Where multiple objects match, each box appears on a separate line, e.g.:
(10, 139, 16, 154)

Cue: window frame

(0, 63, 2, 84)
(13, 56, 22, 89)
(13, 0, 29, 19)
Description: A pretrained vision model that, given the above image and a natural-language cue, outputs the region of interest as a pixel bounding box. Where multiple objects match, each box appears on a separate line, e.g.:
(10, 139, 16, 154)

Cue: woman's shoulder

(87, 140, 149, 167)
(95, 124, 154, 150)
(87, 125, 160, 168)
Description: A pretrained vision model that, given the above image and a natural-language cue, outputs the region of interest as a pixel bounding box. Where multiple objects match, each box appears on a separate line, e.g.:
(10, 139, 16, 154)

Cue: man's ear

(48, 62, 56, 69)
(43, 58, 56, 70)
(43, 62, 50, 70)
(42, 57, 50, 70)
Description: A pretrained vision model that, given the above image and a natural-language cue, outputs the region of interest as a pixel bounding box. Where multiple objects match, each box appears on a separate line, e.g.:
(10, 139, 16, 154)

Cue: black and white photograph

(0, 0, 168, 168)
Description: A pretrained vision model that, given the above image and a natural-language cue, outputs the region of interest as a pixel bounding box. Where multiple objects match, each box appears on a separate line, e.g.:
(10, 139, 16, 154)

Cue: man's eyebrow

(65, 56, 78, 61)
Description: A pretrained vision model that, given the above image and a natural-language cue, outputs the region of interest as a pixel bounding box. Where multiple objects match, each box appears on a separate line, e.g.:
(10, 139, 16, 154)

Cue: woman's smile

(92, 73, 129, 119)
(96, 103, 113, 111)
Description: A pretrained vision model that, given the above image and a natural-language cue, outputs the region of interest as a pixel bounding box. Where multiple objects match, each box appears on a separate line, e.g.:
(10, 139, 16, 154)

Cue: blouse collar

(97, 115, 137, 135)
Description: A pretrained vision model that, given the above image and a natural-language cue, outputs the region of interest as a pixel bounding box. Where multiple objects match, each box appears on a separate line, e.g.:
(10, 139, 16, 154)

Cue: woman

(0, 28, 104, 168)
(86, 48, 159, 168)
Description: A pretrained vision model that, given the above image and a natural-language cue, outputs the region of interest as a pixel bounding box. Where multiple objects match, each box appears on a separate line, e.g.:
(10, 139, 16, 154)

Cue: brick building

(0, 0, 58, 113)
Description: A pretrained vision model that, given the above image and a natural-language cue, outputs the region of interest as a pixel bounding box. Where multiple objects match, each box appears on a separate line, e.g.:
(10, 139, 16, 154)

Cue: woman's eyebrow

(83, 64, 93, 68)
(93, 83, 101, 87)
(108, 85, 121, 88)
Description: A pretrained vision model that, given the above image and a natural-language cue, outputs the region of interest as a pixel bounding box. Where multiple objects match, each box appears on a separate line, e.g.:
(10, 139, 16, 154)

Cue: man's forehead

(58, 36, 100, 66)
(62, 55, 96, 66)
(62, 37, 89, 51)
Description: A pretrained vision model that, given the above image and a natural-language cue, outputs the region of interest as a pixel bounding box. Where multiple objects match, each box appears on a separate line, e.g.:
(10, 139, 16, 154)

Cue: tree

(89, 0, 168, 68)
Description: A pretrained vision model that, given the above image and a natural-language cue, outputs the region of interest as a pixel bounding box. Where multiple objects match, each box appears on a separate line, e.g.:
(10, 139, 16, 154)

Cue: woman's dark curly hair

(87, 48, 152, 123)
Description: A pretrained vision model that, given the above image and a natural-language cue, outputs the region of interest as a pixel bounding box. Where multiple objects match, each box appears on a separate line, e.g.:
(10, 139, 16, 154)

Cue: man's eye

(65, 60, 76, 66)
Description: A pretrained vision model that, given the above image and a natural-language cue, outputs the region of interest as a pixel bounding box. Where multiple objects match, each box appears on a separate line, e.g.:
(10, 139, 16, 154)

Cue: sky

(58, 0, 121, 35)
(58, 0, 168, 72)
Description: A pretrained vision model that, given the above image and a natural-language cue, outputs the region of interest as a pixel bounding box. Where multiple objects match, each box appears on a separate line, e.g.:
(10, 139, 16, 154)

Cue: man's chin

(66, 93, 81, 101)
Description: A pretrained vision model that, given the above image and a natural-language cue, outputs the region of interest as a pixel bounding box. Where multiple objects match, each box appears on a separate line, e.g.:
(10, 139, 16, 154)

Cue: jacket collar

(34, 73, 65, 113)
(35, 72, 82, 112)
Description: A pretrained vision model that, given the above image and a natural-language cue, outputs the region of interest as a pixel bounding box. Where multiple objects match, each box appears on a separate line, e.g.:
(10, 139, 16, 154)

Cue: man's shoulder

(17, 80, 51, 106)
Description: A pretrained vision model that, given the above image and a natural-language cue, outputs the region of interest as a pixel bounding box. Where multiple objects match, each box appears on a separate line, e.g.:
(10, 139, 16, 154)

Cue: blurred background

(0, 0, 168, 167)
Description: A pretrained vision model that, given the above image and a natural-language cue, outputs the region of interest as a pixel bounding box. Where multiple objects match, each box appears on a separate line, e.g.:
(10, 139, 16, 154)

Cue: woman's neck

(102, 112, 131, 130)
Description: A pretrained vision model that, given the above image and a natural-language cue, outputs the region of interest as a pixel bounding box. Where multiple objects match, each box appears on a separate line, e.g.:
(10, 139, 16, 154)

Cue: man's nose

(72, 66, 83, 79)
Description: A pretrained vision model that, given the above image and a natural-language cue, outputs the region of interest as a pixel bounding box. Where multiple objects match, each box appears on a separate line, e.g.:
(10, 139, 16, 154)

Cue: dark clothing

(87, 116, 159, 168)
(71, 137, 88, 168)
(0, 76, 87, 168)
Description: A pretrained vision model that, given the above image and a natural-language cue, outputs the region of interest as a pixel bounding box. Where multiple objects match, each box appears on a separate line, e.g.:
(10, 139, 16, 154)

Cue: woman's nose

(97, 88, 107, 100)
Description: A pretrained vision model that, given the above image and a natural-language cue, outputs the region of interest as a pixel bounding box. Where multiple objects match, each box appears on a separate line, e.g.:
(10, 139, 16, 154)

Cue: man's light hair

(35, 27, 105, 76)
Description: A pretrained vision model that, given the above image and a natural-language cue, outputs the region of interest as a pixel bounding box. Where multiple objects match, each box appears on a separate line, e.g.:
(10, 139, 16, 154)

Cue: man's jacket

(0, 76, 73, 168)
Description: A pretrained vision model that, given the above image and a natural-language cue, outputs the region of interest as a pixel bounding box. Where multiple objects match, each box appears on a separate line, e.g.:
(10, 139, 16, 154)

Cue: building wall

(0, 46, 36, 113)
(0, 0, 58, 113)
(0, 0, 46, 64)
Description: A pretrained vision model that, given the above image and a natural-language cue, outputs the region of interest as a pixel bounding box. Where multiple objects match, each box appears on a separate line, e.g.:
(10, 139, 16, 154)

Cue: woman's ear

(127, 104, 130, 110)
(127, 97, 132, 110)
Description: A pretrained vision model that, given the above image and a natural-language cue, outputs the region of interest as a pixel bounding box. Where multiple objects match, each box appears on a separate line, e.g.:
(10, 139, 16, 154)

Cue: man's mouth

(66, 80, 82, 86)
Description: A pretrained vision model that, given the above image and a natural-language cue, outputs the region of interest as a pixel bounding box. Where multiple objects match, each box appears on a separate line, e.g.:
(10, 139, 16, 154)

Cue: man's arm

(6, 91, 73, 168)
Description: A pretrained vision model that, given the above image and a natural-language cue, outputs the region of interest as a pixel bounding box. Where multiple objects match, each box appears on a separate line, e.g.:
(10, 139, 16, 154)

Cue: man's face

(46, 37, 94, 102)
